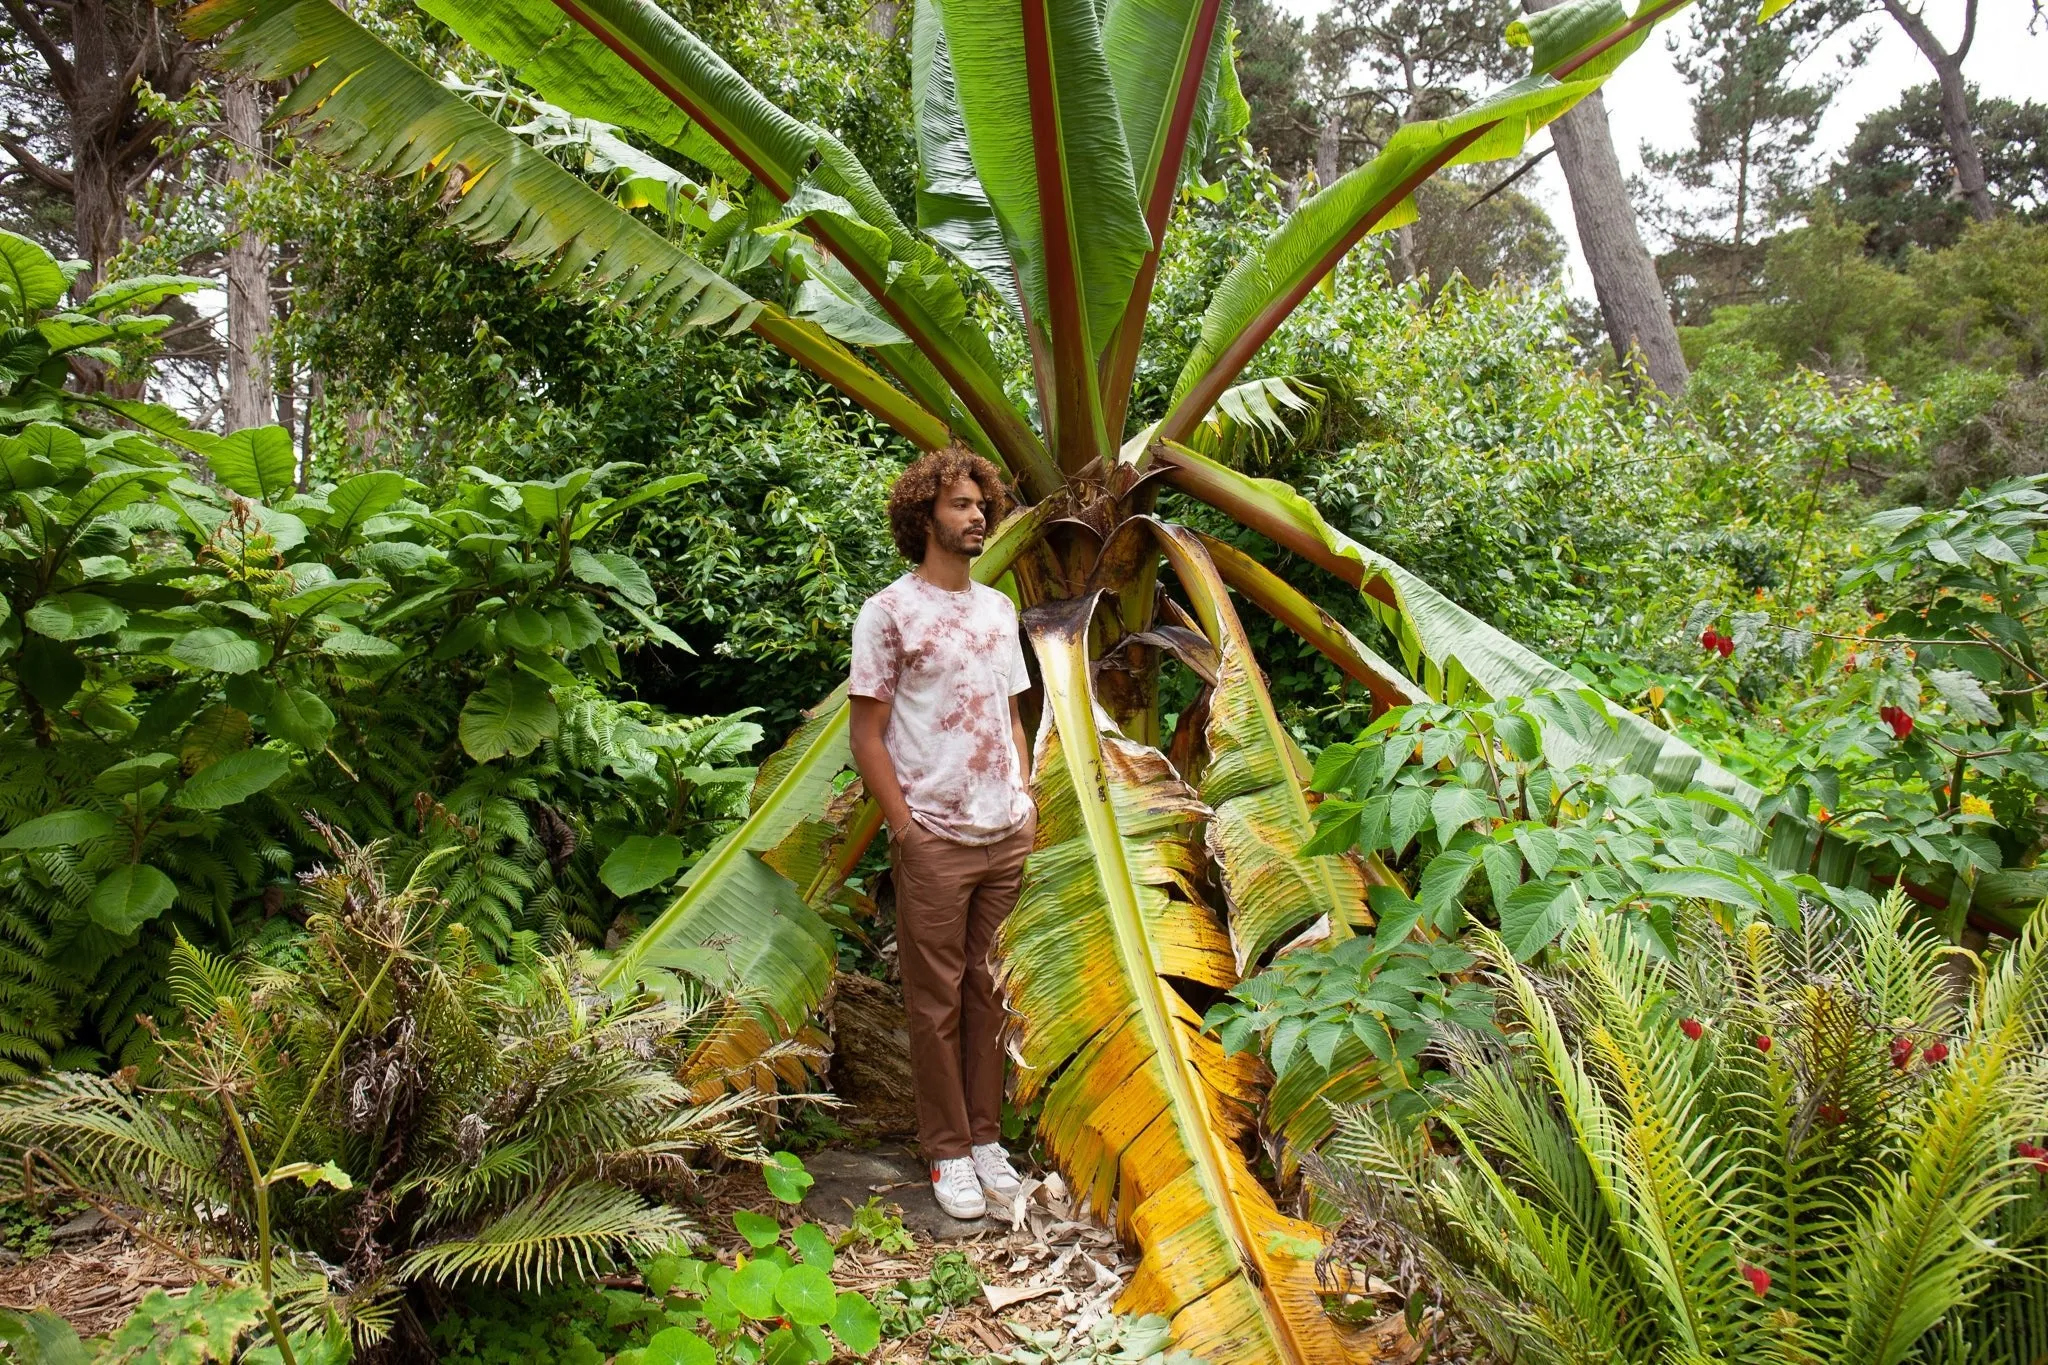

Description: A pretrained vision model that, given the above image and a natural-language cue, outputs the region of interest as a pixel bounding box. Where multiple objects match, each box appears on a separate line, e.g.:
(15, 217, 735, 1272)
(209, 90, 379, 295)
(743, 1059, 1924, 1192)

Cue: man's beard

(932, 521, 984, 557)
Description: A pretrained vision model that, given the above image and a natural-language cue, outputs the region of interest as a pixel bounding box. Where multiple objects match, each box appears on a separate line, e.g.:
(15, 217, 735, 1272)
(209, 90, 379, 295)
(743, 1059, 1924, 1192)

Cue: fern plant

(1312, 891, 2048, 1365)
(0, 823, 793, 1358)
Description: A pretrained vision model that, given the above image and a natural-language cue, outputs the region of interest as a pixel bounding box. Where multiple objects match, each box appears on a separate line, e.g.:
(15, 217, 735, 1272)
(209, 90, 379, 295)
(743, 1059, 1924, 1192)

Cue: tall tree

(1831, 83, 2048, 258)
(1233, 0, 1320, 179)
(221, 75, 271, 432)
(0, 0, 201, 296)
(1861, 0, 1991, 220)
(1523, 0, 1690, 393)
(1642, 0, 1868, 313)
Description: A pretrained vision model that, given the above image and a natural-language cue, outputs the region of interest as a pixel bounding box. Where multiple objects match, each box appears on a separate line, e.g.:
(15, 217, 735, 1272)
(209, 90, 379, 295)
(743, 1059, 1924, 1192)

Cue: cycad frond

(396, 1181, 690, 1290)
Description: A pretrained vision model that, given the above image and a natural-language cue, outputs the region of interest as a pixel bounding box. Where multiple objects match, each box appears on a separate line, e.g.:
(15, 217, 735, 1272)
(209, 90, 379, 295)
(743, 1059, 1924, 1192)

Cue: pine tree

(1641, 0, 1871, 318)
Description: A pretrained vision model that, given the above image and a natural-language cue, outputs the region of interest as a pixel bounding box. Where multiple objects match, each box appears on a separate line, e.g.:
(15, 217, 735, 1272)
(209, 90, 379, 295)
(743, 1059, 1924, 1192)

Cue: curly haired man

(847, 446, 1035, 1220)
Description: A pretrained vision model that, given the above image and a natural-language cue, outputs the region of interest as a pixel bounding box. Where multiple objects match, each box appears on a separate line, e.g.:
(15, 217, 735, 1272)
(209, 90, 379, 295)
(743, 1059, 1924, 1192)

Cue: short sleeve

(848, 599, 901, 702)
(1003, 599, 1031, 697)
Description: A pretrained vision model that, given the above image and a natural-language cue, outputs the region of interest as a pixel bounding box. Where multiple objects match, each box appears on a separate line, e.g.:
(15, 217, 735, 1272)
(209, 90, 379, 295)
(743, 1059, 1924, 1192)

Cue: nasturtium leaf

(266, 687, 336, 750)
(788, 1222, 834, 1271)
(89, 864, 176, 933)
(457, 671, 559, 762)
(23, 592, 126, 641)
(830, 1293, 881, 1355)
(640, 1327, 714, 1365)
(762, 1151, 814, 1204)
(732, 1209, 782, 1250)
(175, 749, 290, 810)
(494, 605, 553, 651)
(0, 809, 115, 849)
(200, 425, 296, 498)
(775, 1264, 837, 1328)
(729, 1259, 784, 1320)
(95, 753, 178, 796)
(171, 627, 265, 674)
(600, 834, 688, 897)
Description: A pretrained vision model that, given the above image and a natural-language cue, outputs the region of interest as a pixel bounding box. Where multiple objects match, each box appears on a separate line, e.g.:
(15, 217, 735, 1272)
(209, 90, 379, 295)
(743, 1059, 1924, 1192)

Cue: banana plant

(191, 0, 1766, 1355)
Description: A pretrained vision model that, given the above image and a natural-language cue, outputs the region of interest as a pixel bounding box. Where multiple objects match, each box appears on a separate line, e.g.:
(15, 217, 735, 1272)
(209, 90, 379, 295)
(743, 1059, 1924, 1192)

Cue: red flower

(1878, 705, 1914, 741)
(1741, 1264, 1771, 1296)
(1817, 1103, 1848, 1125)
(1701, 629, 1720, 652)
(1923, 1041, 1949, 1064)
(1680, 1017, 1704, 1041)
(1756, 1034, 1773, 1054)
(1716, 636, 1735, 658)
(2019, 1142, 2048, 1174)
(1890, 1036, 1915, 1070)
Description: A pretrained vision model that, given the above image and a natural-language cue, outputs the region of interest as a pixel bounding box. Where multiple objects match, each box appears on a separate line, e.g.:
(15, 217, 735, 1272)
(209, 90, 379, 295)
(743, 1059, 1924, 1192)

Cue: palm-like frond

(397, 1181, 689, 1291)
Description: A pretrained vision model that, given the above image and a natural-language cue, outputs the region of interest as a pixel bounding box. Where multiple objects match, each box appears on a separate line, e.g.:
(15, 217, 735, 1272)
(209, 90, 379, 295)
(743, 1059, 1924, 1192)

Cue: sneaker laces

(932, 1156, 979, 1198)
(972, 1143, 1021, 1190)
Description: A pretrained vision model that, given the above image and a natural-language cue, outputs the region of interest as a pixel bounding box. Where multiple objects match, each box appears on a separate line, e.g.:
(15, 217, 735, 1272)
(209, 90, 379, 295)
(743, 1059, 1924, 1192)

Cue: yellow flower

(1961, 794, 1992, 817)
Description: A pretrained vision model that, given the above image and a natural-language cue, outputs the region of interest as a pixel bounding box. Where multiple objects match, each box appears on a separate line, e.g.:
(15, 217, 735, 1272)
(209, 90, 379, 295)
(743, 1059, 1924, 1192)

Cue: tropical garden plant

(188, 0, 1851, 1355)
(0, 823, 800, 1361)
(1313, 892, 2048, 1365)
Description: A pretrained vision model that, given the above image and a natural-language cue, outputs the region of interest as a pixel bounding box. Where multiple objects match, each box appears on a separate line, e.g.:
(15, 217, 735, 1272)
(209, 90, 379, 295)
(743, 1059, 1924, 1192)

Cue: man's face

(928, 475, 990, 559)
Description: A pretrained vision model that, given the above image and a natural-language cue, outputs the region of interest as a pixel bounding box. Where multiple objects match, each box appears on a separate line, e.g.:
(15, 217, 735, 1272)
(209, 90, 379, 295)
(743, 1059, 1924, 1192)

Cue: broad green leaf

(320, 472, 408, 542)
(494, 605, 554, 651)
(729, 1259, 783, 1320)
(830, 1294, 881, 1356)
(0, 230, 65, 317)
(732, 1209, 782, 1249)
(175, 749, 290, 810)
(171, 628, 266, 675)
(266, 687, 336, 750)
(79, 274, 209, 315)
(211, 0, 758, 338)
(937, 0, 1150, 463)
(762, 1151, 814, 1204)
(0, 809, 116, 849)
(89, 864, 177, 933)
(17, 636, 84, 708)
(198, 425, 296, 498)
(775, 1264, 837, 1328)
(581, 471, 706, 534)
(23, 592, 127, 641)
(910, 3, 1019, 316)
(458, 672, 560, 762)
(569, 548, 656, 606)
(1499, 880, 1574, 959)
(641, 1328, 715, 1365)
(95, 753, 179, 796)
(600, 834, 688, 897)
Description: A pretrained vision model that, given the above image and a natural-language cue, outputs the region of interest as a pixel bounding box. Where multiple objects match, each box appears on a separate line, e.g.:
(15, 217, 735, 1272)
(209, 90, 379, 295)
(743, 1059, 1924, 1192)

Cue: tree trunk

(66, 0, 123, 301)
(1314, 114, 1339, 188)
(1880, 0, 1992, 222)
(1522, 0, 1688, 396)
(223, 77, 273, 433)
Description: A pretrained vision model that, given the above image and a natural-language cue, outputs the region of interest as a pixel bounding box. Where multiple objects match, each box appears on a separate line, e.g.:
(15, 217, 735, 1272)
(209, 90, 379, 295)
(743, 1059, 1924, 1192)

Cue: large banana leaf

(189, 0, 959, 452)
(1097, 0, 1240, 432)
(1156, 443, 1760, 814)
(403, 0, 1056, 494)
(935, 0, 1153, 471)
(1148, 521, 1374, 970)
(1157, 0, 1685, 443)
(1007, 594, 1403, 1362)
(910, 2, 1021, 324)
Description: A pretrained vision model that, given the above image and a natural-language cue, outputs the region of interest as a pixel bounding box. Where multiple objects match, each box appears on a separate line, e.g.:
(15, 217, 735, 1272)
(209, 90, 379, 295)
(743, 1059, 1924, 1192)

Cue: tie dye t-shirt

(849, 573, 1034, 845)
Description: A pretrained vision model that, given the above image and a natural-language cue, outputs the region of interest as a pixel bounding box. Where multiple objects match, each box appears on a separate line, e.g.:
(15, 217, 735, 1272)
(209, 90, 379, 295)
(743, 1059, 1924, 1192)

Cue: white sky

(1277, 0, 2046, 300)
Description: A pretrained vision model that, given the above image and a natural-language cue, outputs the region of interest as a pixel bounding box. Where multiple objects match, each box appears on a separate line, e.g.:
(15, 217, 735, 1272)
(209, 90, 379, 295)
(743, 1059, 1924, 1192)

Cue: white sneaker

(972, 1142, 1024, 1200)
(931, 1156, 986, 1220)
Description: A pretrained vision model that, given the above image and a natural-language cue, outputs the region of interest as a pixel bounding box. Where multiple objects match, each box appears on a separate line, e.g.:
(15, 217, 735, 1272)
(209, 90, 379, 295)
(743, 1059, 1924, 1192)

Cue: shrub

(1312, 894, 2048, 1365)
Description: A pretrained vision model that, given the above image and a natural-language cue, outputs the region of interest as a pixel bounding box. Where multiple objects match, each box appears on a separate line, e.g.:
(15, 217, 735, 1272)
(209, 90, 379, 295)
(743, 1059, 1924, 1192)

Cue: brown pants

(891, 814, 1035, 1161)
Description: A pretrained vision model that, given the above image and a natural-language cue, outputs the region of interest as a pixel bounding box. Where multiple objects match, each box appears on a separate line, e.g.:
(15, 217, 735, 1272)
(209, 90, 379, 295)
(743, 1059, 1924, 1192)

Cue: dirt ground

(0, 1161, 1479, 1363)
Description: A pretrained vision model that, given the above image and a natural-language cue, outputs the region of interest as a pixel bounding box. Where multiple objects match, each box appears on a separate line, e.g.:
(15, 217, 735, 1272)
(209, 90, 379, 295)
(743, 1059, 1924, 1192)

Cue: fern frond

(396, 1182, 690, 1290)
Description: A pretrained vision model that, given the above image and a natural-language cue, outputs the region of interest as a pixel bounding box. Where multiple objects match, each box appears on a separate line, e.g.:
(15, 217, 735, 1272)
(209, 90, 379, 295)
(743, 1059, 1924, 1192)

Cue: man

(848, 445, 1036, 1220)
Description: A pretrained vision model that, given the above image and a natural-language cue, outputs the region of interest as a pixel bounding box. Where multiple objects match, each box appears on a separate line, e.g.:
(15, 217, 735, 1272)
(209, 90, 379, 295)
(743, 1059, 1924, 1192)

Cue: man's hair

(886, 445, 1011, 562)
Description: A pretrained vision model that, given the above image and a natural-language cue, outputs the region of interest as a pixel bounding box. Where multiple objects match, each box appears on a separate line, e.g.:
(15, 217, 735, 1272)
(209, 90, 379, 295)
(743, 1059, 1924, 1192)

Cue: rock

(824, 973, 919, 1139)
(798, 1146, 1008, 1241)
